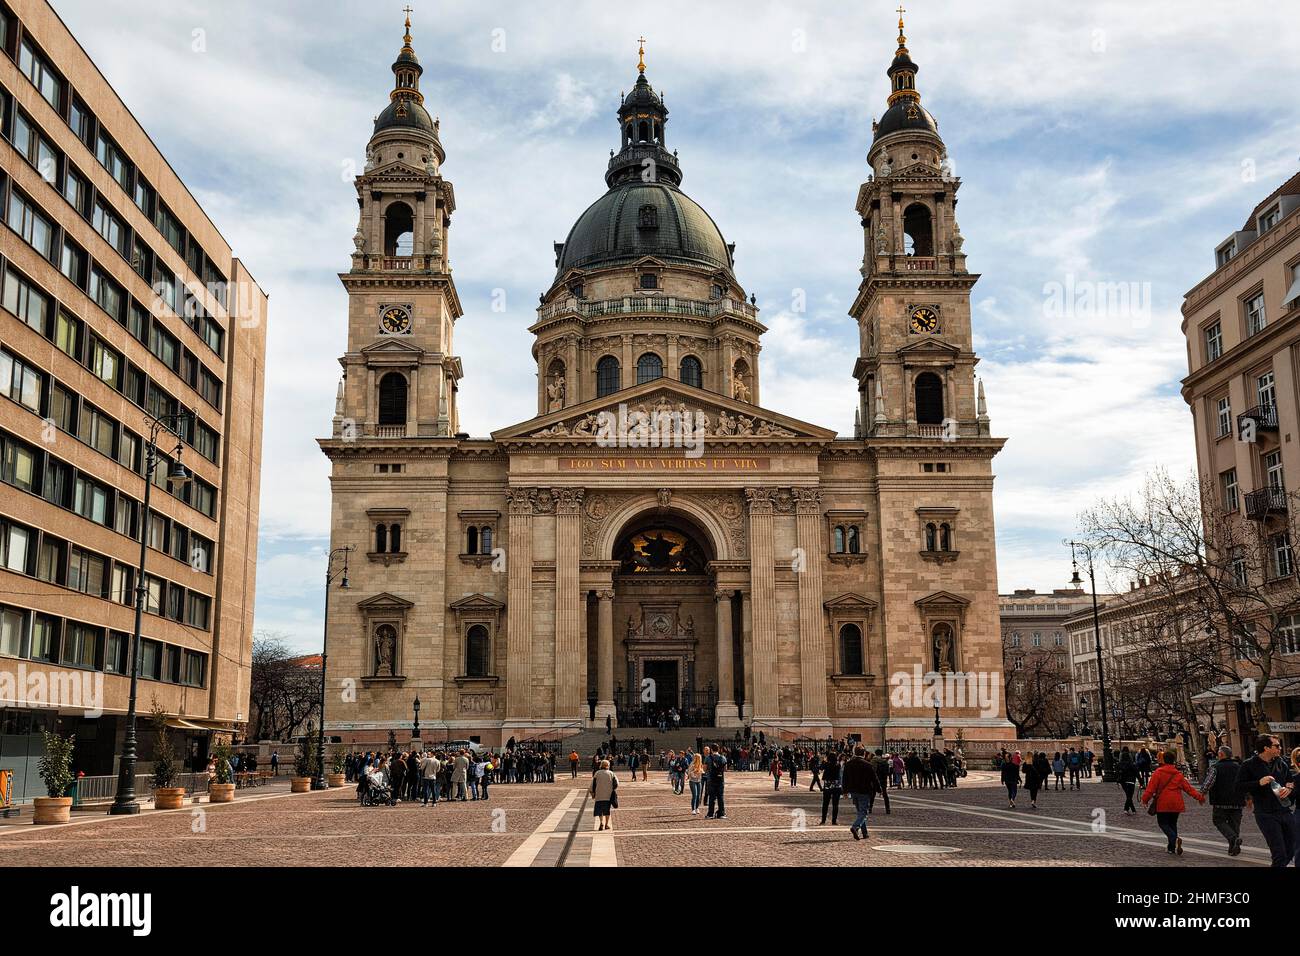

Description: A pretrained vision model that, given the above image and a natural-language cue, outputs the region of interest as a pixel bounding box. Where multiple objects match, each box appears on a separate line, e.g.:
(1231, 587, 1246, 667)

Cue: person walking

(1066, 748, 1082, 790)
(569, 750, 580, 779)
(1051, 752, 1066, 791)
(1141, 750, 1206, 856)
(819, 751, 842, 826)
(1116, 747, 1139, 815)
(771, 755, 783, 791)
(809, 752, 823, 792)
(1236, 734, 1295, 867)
(1001, 753, 1021, 808)
(1201, 745, 1245, 856)
(591, 759, 618, 831)
(1135, 746, 1152, 788)
(704, 745, 728, 820)
(687, 752, 705, 815)
(842, 745, 880, 841)
(1022, 755, 1042, 810)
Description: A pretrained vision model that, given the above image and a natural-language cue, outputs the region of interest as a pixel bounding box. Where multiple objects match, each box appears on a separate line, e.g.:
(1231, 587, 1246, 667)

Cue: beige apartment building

(1181, 169, 1300, 753)
(320, 15, 1014, 748)
(1000, 587, 1091, 723)
(0, 0, 266, 800)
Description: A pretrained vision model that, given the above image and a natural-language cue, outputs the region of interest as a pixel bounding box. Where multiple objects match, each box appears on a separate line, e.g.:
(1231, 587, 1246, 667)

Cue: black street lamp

(110, 409, 194, 816)
(314, 546, 353, 791)
(933, 703, 943, 740)
(1080, 695, 1091, 736)
(1069, 540, 1117, 781)
(412, 696, 421, 740)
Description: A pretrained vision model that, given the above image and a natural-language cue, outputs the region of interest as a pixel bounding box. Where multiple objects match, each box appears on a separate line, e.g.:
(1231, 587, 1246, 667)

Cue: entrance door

(643, 660, 679, 710)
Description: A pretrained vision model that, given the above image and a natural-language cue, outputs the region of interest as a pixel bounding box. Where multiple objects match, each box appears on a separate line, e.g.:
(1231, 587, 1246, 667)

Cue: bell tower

(849, 10, 989, 441)
(334, 12, 464, 440)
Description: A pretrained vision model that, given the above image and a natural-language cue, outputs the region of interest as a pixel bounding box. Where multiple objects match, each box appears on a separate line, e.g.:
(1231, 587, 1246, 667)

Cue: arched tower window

(479, 526, 492, 553)
(902, 203, 933, 257)
(925, 522, 938, 552)
(637, 353, 663, 384)
(375, 523, 388, 553)
(833, 526, 845, 553)
(466, 526, 479, 554)
(383, 201, 414, 257)
(637, 120, 649, 142)
(596, 356, 620, 397)
(839, 623, 864, 676)
(914, 372, 943, 425)
(847, 526, 860, 554)
(679, 355, 703, 388)
(378, 372, 408, 426)
(389, 523, 402, 552)
(939, 523, 951, 552)
(465, 624, 490, 677)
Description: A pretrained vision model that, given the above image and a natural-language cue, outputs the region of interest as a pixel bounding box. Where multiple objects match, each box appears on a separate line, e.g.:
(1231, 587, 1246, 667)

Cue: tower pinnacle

(638, 36, 646, 74)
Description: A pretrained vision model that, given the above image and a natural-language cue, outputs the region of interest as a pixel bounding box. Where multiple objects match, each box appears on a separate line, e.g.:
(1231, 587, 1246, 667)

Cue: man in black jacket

(1236, 734, 1296, 867)
(842, 746, 880, 840)
(1201, 745, 1245, 855)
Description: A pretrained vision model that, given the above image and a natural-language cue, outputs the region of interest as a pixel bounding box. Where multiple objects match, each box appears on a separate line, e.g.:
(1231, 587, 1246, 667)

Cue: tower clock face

(909, 306, 939, 334)
(380, 305, 412, 334)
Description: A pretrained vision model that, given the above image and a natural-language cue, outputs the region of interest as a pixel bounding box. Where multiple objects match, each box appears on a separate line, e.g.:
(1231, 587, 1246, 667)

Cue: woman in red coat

(1141, 750, 1206, 855)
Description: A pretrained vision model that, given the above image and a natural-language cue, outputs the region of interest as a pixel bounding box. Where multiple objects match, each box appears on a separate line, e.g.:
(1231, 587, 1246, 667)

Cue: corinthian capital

(745, 487, 774, 515)
(552, 487, 586, 514)
(794, 487, 823, 514)
(505, 488, 536, 516)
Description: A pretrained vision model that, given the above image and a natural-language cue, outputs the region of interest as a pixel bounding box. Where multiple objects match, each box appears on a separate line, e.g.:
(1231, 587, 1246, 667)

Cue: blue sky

(53, 1, 1300, 652)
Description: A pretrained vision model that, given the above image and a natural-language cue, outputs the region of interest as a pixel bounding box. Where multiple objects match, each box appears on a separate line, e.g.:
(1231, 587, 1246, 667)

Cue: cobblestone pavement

(0, 771, 1278, 867)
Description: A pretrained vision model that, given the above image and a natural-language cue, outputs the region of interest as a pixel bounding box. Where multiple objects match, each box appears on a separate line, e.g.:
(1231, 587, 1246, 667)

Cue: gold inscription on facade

(561, 457, 770, 472)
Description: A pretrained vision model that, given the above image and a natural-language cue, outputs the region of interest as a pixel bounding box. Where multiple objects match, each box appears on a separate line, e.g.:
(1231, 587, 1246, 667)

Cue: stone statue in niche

(932, 626, 954, 673)
(375, 627, 396, 677)
(546, 376, 565, 412)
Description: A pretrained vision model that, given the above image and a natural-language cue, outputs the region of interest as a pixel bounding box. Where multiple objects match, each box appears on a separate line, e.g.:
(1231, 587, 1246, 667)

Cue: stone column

(621, 333, 634, 387)
(745, 488, 778, 721)
(714, 587, 740, 725)
(565, 335, 579, 409)
(504, 489, 534, 723)
(740, 588, 754, 722)
(595, 588, 616, 725)
(795, 488, 830, 722)
(553, 489, 584, 721)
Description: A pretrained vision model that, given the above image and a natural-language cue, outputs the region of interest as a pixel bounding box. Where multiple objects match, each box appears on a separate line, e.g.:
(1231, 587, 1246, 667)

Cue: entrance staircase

(552, 726, 756, 759)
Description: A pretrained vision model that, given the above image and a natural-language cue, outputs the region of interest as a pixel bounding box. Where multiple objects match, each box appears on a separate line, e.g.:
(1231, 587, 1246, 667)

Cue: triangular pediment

(491, 378, 838, 443)
(357, 591, 414, 611)
(448, 593, 506, 612)
(360, 338, 424, 354)
(824, 592, 879, 611)
(898, 337, 961, 357)
(914, 590, 971, 610)
(368, 159, 429, 180)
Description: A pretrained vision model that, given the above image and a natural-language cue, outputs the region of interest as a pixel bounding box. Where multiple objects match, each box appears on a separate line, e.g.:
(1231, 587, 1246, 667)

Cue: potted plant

(290, 735, 316, 792)
(327, 745, 347, 788)
(33, 730, 76, 824)
(209, 743, 235, 803)
(150, 704, 186, 810)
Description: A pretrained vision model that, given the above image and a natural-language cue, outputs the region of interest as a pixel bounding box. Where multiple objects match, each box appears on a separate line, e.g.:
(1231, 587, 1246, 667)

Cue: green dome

(556, 182, 732, 276)
(374, 98, 437, 137)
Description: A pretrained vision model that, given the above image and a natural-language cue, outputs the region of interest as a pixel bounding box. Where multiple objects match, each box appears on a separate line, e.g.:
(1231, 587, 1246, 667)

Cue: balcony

(536, 295, 760, 323)
(375, 425, 407, 438)
(1237, 404, 1278, 434)
(1244, 486, 1287, 520)
(898, 256, 937, 271)
(382, 256, 413, 270)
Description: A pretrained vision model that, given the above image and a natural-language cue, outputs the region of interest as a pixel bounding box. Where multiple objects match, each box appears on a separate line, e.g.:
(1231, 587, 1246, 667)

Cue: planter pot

(32, 796, 72, 825)
(208, 783, 235, 803)
(290, 776, 312, 793)
(326, 773, 346, 788)
(154, 787, 186, 810)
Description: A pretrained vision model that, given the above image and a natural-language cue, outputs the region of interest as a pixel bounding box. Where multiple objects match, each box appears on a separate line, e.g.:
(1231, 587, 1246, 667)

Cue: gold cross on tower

(638, 36, 646, 73)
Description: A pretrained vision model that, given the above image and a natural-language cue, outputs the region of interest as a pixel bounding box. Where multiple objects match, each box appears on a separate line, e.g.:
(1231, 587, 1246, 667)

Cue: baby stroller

(358, 771, 392, 806)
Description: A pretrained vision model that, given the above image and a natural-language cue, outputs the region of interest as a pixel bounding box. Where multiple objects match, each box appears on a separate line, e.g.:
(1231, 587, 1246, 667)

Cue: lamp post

(412, 696, 421, 741)
(1069, 540, 1117, 781)
(314, 546, 353, 791)
(1080, 695, 1091, 736)
(110, 409, 194, 815)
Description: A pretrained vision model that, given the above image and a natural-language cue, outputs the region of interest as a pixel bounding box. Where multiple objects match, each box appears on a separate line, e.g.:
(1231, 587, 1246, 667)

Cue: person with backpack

(1141, 750, 1205, 856)
(703, 745, 727, 819)
(1200, 745, 1245, 856)
(1051, 752, 1066, 791)
(1066, 748, 1083, 789)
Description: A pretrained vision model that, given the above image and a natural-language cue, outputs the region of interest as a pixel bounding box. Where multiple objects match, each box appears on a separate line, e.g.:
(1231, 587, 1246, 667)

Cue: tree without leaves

(1002, 639, 1074, 738)
(1078, 467, 1300, 757)
(248, 631, 321, 742)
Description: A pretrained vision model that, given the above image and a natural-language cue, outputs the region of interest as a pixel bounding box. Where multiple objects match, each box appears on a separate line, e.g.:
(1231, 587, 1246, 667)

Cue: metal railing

(1238, 404, 1278, 432)
(538, 295, 759, 323)
(1244, 486, 1287, 520)
(71, 771, 213, 805)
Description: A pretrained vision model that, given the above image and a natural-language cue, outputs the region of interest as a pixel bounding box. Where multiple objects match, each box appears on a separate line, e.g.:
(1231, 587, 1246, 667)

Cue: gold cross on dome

(403, 5, 413, 15)
(638, 36, 647, 73)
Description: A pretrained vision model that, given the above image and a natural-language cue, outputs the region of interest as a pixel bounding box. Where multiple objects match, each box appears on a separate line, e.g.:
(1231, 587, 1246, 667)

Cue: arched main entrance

(586, 506, 739, 728)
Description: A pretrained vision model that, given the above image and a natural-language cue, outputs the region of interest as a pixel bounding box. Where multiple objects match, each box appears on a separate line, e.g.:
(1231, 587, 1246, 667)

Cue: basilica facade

(319, 16, 1013, 746)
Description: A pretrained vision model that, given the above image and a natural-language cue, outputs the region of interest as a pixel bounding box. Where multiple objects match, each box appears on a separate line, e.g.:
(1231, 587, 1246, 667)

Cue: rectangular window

(0, 606, 25, 658)
(1273, 533, 1294, 579)
(198, 368, 223, 409)
(76, 403, 116, 458)
(153, 263, 178, 315)
(50, 382, 77, 433)
(60, 624, 100, 671)
(154, 203, 184, 256)
(186, 593, 210, 630)
(184, 650, 206, 687)
(1, 438, 37, 492)
(89, 268, 124, 323)
(62, 166, 88, 217)
(105, 631, 129, 675)
(127, 301, 148, 342)
(1246, 292, 1267, 336)
(19, 37, 61, 110)
(166, 583, 184, 622)
(68, 96, 93, 146)
(42, 456, 69, 506)
(190, 535, 212, 573)
(0, 349, 45, 413)
(139, 638, 161, 680)
(68, 546, 107, 597)
(1265, 450, 1285, 492)
(1260, 206, 1281, 234)
(95, 129, 130, 191)
(195, 421, 218, 462)
(1204, 321, 1222, 363)
(0, 519, 31, 574)
(110, 564, 133, 606)
(73, 475, 111, 526)
(113, 494, 137, 538)
(2, 267, 51, 335)
(36, 535, 65, 585)
(59, 238, 87, 288)
(88, 336, 122, 388)
(143, 576, 163, 615)
(10, 110, 56, 178)
(92, 199, 127, 256)
(148, 322, 179, 370)
(117, 428, 139, 472)
(1222, 468, 1238, 512)
(192, 480, 216, 518)
(1258, 370, 1276, 409)
(202, 317, 224, 357)
(130, 236, 151, 282)
(147, 513, 168, 552)
(132, 176, 154, 218)
(29, 614, 58, 663)
(55, 310, 82, 359)
(1216, 396, 1231, 437)
(7, 189, 54, 259)
(168, 524, 188, 563)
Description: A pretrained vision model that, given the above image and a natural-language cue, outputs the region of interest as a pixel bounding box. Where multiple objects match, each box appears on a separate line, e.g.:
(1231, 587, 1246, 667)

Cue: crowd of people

(343, 743, 560, 806)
